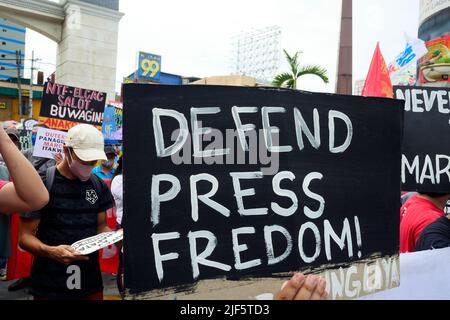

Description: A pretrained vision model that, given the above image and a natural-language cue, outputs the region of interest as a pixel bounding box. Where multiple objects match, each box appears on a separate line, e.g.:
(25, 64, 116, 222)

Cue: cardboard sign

(17, 129, 32, 151)
(102, 102, 123, 142)
(32, 127, 67, 159)
(123, 85, 404, 300)
(71, 229, 123, 256)
(39, 82, 106, 131)
(395, 86, 450, 192)
(102, 105, 117, 140)
(22, 118, 38, 131)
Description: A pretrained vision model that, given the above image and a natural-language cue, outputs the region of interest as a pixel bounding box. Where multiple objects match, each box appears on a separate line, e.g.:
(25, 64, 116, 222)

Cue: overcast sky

(24, 0, 420, 94)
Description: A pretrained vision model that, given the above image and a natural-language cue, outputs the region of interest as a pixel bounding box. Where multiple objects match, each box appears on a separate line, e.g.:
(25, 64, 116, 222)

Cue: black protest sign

(18, 129, 32, 151)
(123, 85, 403, 299)
(39, 82, 106, 131)
(395, 86, 450, 193)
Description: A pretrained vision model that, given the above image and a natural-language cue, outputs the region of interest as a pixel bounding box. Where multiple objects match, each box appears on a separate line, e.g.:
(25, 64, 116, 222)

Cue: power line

(0, 67, 34, 71)
(0, 58, 39, 62)
(37, 61, 55, 66)
(0, 58, 55, 65)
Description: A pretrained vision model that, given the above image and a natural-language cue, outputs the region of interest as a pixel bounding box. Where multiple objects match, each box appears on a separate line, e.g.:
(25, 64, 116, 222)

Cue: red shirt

(400, 195, 445, 253)
(0, 180, 9, 190)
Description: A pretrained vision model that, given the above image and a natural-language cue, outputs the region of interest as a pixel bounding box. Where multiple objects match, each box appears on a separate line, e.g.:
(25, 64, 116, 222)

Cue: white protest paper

(32, 127, 67, 159)
(361, 247, 450, 300)
(71, 229, 123, 255)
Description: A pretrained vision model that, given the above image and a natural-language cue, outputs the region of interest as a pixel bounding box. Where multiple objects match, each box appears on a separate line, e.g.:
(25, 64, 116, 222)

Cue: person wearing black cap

(0, 128, 21, 168)
(92, 145, 117, 180)
(5, 128, 20, 151)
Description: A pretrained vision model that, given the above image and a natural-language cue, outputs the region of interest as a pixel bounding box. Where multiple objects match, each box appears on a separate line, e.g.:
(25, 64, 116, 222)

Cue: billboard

(420, 0, 450, 23)
(137, 52, 161, 82)
(419, 36, 450, 85)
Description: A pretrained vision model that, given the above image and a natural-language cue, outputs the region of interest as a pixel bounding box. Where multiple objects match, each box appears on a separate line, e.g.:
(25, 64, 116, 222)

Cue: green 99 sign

(138, 52, 161, 82)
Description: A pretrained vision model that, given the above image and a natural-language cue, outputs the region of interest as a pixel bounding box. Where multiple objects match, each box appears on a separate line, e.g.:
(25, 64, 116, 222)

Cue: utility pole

(29, 50, 35, 118)
(16, 50, 23, 118)
(336, 0, 353, 95)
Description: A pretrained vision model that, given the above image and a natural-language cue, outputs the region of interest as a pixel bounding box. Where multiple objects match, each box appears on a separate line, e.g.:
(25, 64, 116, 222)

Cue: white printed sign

(361, 247, 450, 300)
(71, 229, 123, 255)
(32, 127, 67, 159)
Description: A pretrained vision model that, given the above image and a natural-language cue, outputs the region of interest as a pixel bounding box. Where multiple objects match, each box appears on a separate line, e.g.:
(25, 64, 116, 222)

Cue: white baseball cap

(65, 124, 107, 161)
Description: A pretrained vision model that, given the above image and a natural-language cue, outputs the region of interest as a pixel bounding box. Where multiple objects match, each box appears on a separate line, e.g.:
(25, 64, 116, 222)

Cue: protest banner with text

(395, 86, 450, 193)
(123, 85, 404, 300)
(39, 82, 106, 131)
(17, 129, 32, 151)
(32, 127, 67, 159)
(102, 101, 123, 142)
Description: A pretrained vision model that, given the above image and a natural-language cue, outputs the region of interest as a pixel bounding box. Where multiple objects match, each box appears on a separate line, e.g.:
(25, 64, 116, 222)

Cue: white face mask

(102, 159, 115, 168)
(68, 150, 95, 182)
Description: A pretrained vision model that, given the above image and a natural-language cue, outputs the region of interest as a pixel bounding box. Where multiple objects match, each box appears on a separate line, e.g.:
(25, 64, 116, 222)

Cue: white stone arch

(0, 0, 123, 100)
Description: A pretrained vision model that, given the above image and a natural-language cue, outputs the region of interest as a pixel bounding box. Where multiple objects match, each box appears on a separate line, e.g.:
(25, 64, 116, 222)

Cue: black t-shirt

(22, 168, 114, 299)
(415, 216, 450, 252)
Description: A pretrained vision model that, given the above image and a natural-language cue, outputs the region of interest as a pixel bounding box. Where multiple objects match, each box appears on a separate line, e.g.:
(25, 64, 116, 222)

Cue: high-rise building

(0, 18, 26, 81)
(419, 0, 450, 41)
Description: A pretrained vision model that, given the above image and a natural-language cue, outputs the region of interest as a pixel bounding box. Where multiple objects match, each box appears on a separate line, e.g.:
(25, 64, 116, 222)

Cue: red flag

(6, 214, 33, 280)
(362, 43, 393, 98)
(99, 179, 119, 274)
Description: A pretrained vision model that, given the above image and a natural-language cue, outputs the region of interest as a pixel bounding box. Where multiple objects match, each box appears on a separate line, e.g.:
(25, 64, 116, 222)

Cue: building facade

(0, 18, 25, 81)
(418, 0, 450, 87)
(419, 0, 450, 41)
(0, 78, 43, 122)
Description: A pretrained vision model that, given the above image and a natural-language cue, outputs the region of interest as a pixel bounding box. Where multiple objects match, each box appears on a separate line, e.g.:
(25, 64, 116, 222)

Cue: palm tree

(273, 49, 329, 89)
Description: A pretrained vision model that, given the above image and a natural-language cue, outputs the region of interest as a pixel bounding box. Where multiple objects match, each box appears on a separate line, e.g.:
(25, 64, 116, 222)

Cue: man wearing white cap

(19, 124, 114, 300)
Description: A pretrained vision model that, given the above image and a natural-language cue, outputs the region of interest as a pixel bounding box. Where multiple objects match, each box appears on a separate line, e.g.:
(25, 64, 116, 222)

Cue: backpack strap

(45, 166, 57, 192)
(35, 158, 51, 172)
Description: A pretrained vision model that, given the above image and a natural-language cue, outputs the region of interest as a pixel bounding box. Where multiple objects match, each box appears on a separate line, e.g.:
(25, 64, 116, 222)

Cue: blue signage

(102, 105, 117, 141)
(137, 52, 161, 82)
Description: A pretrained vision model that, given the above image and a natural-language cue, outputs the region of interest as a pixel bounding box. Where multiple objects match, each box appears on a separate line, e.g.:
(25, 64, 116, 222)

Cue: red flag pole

(362, 43, 394, 98)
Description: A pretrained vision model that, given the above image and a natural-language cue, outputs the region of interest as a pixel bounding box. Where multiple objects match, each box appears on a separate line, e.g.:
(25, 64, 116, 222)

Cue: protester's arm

(19, 217, 89, 264)
(0, 127, 49, 214)
(274, 273, 328, 300)
(96, 180, 115, 234)
(97, 211, 112, 234)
